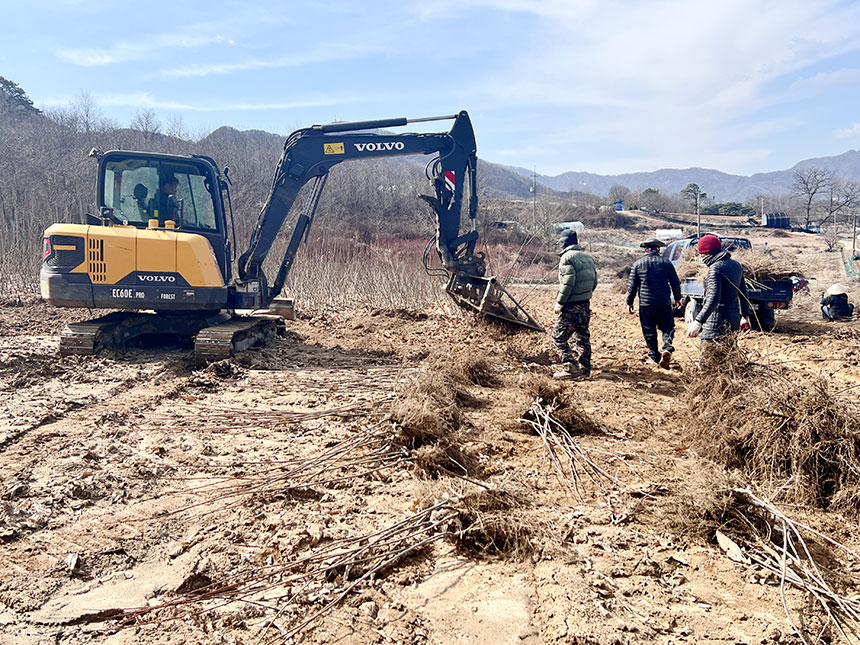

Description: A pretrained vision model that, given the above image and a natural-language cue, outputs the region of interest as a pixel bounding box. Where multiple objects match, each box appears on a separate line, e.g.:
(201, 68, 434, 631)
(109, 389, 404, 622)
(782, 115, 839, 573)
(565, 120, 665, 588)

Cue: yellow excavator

(41, 110, 542, 360)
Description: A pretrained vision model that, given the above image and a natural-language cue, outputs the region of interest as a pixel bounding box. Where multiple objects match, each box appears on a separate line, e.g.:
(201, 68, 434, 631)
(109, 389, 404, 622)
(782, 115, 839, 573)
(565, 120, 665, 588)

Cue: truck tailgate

(745, 278, 793, 303)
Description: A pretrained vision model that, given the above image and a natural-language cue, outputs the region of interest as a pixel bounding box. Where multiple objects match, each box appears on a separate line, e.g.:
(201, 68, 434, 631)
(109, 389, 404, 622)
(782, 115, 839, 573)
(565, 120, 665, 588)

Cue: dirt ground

(1, 230, 859, 645)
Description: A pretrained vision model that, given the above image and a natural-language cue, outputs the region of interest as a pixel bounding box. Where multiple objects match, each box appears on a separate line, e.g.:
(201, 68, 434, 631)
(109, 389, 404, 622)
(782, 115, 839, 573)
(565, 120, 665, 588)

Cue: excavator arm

(235, 110, 541, 331)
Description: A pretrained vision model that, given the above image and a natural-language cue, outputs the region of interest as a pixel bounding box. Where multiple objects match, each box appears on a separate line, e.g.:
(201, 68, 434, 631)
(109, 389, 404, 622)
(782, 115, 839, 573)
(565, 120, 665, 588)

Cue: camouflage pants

(552, 301, 591, 370)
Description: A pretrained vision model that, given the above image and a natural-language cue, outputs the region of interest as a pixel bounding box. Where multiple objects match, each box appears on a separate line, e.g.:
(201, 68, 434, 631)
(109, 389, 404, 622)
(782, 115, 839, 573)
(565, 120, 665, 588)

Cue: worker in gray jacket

(626, 238, 682, 368)
(687, 234, 751, 341)
(552, 230, 598, 379)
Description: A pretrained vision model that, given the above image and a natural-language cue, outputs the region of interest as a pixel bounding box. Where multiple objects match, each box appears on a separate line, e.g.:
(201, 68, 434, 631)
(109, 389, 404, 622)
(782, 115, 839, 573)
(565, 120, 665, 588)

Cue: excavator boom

(234, 110, 542, 331)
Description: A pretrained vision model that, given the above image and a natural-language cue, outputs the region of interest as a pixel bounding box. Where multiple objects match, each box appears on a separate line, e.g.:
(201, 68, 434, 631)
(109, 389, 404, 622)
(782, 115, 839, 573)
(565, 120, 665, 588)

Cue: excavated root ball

(411, 443, 479, 479)
(391, 351, 500, 477)
(450, 490, 535, 558)
(518, 374, 603, 436)
(390, 366, 462, 444)
(681, 341, 860, 512)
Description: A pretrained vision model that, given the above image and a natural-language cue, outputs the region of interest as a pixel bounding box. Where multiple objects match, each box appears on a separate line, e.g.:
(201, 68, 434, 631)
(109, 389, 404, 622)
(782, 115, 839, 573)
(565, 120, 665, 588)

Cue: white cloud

(478, 0, 860, 107)
(161, 43, 380, 78)
(57, 33, 233, 66)
(457, 0, 860, 173)
(834, 123, 860, 139)
(91, 92, 359, 112)
(793, 68, 860, 93)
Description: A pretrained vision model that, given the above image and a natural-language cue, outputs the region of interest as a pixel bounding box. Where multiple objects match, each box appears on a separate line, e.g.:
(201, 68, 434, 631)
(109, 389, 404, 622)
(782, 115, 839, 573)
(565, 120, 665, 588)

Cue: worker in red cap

(686, 234, 751, 341)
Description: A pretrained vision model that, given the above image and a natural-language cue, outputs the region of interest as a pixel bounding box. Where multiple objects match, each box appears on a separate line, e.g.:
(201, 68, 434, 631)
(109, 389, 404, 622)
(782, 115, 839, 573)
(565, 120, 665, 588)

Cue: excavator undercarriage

(59, 311, 286, 360)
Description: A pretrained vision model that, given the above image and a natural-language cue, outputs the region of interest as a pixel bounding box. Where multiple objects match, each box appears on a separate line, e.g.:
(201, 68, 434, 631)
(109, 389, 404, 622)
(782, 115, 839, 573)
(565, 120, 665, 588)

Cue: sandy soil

(1, 230, 859, 644)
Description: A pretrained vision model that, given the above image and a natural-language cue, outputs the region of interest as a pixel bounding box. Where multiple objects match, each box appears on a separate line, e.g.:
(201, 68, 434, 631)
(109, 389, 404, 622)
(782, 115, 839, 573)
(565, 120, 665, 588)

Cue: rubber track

(194, 316, 285, 361)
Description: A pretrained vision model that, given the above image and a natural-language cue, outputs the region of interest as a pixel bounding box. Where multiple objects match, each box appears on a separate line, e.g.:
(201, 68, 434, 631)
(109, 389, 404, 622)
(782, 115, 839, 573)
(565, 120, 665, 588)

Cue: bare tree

(68, 91, 104, 133)
(822, 226, 841, 252)
(607, 184, 630, 206)
(792, 167, 831, 230)
(165, 113, 189, 140)
(639, 187, 670, 212)
(822, 178, 860, 228)
(131, 109, 162, 140)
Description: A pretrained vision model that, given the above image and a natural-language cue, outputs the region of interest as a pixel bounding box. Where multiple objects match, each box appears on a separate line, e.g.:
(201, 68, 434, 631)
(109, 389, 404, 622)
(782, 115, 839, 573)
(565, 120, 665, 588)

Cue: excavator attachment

(445, 273, 544, 332)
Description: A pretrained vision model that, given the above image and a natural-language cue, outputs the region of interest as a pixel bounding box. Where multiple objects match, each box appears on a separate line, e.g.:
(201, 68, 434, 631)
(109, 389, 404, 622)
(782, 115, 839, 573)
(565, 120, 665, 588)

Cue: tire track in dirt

(0, 350, 195, 453)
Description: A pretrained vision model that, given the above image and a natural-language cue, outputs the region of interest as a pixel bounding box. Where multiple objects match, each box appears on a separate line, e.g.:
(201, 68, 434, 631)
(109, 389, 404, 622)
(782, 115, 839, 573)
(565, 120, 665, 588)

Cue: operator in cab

(155, 173, 180, 224)
(686, 234, 751, 342)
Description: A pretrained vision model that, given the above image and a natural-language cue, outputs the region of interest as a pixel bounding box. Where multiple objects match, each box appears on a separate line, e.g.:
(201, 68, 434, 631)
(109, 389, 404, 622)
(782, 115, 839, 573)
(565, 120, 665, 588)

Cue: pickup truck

(662, 236, 794, 332)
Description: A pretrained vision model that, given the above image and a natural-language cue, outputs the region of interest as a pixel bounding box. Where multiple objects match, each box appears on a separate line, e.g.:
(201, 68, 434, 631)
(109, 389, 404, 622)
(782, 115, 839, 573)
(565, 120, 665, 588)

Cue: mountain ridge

(506, 150, 860, 202)
(198, 125, 860, 203)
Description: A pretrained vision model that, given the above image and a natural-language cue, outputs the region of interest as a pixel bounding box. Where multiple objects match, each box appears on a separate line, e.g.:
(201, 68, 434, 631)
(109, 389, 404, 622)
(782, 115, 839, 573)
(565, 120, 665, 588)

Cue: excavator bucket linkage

(445, 274, 544, 332)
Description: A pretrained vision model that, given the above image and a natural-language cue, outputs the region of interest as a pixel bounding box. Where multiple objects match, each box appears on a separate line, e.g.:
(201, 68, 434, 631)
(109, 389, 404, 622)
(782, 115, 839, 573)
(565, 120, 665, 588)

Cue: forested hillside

(1, 78, 571, 294)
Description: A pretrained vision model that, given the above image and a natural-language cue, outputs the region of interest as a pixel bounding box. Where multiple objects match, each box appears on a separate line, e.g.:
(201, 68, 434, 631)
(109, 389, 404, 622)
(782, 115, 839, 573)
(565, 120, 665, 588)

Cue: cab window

(102, 157, 218, 231)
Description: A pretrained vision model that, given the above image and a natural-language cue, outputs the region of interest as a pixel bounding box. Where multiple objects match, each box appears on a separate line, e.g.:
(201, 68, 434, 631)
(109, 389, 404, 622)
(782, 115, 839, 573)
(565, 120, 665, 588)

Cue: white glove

(740, 317, 751, 333)
(687, 320, 703, 338)
(553, 303, 563, 314)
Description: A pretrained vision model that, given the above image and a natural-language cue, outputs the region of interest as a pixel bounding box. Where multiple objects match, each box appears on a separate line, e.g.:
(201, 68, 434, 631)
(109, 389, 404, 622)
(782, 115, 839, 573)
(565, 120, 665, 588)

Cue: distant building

(761, 212, 790, 229)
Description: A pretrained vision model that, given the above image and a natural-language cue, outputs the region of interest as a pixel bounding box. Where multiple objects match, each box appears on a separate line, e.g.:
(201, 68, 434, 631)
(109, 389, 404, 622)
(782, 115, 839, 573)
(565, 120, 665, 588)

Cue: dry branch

(519, 398, 620, 499)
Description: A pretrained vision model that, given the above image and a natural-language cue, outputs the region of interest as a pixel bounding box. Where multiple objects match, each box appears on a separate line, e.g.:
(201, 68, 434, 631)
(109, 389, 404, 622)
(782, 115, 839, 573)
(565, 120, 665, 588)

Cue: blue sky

(4, 0, 860, 177)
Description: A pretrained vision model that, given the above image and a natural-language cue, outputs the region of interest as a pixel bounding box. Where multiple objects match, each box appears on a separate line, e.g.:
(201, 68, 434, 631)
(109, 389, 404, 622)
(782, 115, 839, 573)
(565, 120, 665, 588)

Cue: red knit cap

(697, 234, 722, 255)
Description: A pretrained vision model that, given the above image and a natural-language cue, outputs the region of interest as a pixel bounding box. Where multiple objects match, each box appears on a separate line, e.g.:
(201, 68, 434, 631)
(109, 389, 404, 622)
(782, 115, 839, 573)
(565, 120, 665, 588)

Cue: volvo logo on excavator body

(354, 142, 405, 152)
(137, 273, 176, 283)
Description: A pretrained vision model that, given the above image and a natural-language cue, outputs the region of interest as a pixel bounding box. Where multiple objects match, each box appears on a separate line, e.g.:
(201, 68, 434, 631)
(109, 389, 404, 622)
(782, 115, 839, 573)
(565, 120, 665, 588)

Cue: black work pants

(639, 303, 675, 359)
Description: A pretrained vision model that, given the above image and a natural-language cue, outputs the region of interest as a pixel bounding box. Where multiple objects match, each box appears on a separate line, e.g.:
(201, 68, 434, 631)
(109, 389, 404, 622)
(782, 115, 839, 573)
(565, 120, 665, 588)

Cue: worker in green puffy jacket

(552, 230, 598, 379)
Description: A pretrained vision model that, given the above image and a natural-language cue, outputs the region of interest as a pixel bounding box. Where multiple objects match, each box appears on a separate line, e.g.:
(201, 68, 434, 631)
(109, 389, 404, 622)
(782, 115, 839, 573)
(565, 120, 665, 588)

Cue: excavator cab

(42, 151, 233, 314)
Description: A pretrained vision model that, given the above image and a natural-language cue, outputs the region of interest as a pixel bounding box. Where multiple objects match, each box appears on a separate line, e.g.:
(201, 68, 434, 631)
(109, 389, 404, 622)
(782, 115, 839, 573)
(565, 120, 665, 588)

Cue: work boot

(553, 362, 582, 380)
(659, 351, 672, 369)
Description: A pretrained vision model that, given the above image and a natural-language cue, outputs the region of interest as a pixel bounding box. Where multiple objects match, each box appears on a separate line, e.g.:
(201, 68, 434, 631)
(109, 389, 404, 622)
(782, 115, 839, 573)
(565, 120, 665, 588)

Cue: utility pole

(853, 209, 857, 259)
(531, 166, 536, 231)
(696, 193, 701, 238)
